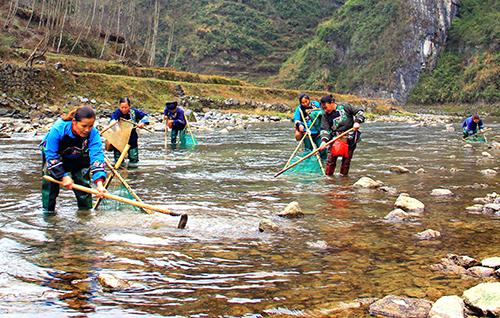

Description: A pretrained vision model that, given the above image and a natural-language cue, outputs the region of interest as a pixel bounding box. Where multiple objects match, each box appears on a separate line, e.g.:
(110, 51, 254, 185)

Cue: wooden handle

(274, 127, 355, 178)
(99, 120, 119, 135)
(44, 175, 180, 216)
(120, 118, 154, 133)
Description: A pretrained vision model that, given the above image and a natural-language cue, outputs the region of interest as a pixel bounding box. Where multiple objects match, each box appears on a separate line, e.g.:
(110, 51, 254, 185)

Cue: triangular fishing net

(465, 135, 487, 143)
(283, 150, 324, 175)
(97, 168, 140, 212)
(179, 128, 197, 148)
(102, 120, 133, 152)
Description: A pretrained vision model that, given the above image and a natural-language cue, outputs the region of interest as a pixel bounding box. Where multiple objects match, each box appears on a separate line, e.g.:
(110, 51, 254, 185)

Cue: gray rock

(428, 295, 464, 318)
(258, 219, 279, 232)
(368, 295, 432, 318)
(447, 254, 480, 268)
(390, 166, 410, 174)
(465, 204, 484, 213)
(430, 258, 467, 275)
(481, 169, 497, 176)
(482, 151, 493, 158)
(394, 193, 425, 214)
(431, 188, 454, 197)
(467, 266, 495, 278)
(277, 201, 303, 218)
(353, 176, 383, 189)
(384, 208, 410, 222)
(380, 186, 398, 195)
(463, 144, 473, 148)
(98, 273, 130, 290)
(483, 203, 500, 214)
(481, 257, 500, 269)
(462, 282, 500, 316)
(415, 168, 426, 174)
(415, 229, 441, 240)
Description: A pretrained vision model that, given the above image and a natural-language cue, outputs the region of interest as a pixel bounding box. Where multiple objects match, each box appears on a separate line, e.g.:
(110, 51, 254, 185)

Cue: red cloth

(330, 139, 349, 158)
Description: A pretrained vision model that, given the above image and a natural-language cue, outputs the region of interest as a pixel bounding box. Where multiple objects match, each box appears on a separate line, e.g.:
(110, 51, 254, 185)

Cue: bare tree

(163, 19, 175, 67)
(148, 0, 160, 66)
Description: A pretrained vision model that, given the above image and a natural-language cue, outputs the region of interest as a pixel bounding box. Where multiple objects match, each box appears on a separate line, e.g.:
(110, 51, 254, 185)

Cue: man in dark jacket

(318, 95, 364, 176)
(163, 101, 187, 146)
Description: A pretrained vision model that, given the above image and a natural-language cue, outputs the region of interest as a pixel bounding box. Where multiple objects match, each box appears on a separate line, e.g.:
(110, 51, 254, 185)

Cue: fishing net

(283, 150, 324, 176)
(96, 169, 141, 212)
(101, 120, 133, 152)
(465, 135, 487, 143)
(179, 128, 198, 148)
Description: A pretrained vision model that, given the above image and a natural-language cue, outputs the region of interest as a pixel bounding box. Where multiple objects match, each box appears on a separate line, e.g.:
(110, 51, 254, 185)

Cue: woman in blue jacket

(110, 97, 149, 167)
(41, 106, 107, 213)
(293, 93, 323, 151)
(462, 114, 485, 138)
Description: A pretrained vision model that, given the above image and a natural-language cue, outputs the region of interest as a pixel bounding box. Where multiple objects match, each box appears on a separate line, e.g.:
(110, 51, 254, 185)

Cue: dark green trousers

(113, 146, 139, 165)
(42, 167, 92, 212)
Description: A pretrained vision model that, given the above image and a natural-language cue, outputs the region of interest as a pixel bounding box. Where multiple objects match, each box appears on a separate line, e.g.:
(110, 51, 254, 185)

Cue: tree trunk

(148, 0, 160, 66)
(163, 20, 175, 67)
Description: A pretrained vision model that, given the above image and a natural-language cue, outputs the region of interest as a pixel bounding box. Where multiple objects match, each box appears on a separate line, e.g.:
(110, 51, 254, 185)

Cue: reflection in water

(0, 120, 498, 316)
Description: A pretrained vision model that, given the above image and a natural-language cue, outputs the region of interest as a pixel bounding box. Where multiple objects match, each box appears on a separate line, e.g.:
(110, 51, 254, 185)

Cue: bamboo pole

(284, 109, 322, 168)
(274, 128, 355, 178)
(43, 175, 180, 217)
(104, 157, 152, 214)
(100, 120, 119, 135)
(93, 144, 130, 209)
(299, 109, 325, 175)
(120, 118, 154, 133)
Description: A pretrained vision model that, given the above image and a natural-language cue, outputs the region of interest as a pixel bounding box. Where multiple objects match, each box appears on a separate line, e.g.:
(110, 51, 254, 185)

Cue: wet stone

(368, 295, 432, 318)
(259, 219, 279, 232)
(384, 208, 410, 223)
(481, 257, 500, 269)
(353, 176, 383, 189)
(277, 201, 303, 218)
(467, 266, 495, 278)
(389, 166, 410, 174)
(415, 229, 441, 240)
(462, 282, 500, 316)
(431, 188, 454, 197)
(394, 193, 425, 214)
(465, 204, 484, 213)
(428, 295, 465, 318)
(98, 273, 130, 290)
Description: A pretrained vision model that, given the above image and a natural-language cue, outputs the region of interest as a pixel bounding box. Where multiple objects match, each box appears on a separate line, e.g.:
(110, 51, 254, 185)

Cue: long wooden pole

(120, 118, 154, 133)
(93, 144, 131, 209)
(274, 128, 355, 178)
(100, 120, 119, 135)
(104, 157, 152, 214)
(43, 175, 182, 217)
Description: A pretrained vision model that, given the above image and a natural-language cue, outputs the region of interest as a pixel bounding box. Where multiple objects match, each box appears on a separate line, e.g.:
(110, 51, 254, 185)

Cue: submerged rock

(430, 188, 454, 197)
(98, 273, 130, 290)
(447, 254, 480, 269)
(415, 168, 426, 174)
(483, 203, 500, 214)
(384, 208, 410, 222)
(415, 229, 441, 240)
(465, 204, 484, 214)
(379, 186, 398, 196)
(394, 193, 425, 214)
(277, 201, 303, 218)
(368, 295, 432, 318)
(428, 295, 465, 318)
(462, 282, 500, 316)
(353, 176, 383, 189)
(389, 166, 410, 174)
(258, 218, 279, 232)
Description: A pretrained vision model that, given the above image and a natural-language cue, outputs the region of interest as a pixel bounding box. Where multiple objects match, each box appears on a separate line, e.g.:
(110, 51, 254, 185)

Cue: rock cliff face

(392, 0, 460, 101)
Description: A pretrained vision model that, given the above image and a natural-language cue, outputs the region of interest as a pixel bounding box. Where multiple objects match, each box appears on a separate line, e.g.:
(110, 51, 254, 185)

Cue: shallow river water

(0, 119, 498, 317)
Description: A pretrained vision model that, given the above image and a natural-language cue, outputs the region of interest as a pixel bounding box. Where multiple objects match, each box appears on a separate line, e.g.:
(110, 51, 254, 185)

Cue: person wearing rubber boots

(318, 95, 364, 176)
(40, 106, 107, 213)
(110, 97, 149, 167)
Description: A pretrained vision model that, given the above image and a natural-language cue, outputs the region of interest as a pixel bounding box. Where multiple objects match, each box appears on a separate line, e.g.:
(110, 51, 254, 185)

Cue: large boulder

(368, 295, 432, 318)
(394, 193, 425, 214)
(277, 201, 303, 218)
(462, 282, 500, 316)
(428, 295, 465, 318)
(353, 177, 383, 189)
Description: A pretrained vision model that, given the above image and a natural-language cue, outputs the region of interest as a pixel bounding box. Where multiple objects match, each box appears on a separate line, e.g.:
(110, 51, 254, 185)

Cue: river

(0, 120, 498, 317)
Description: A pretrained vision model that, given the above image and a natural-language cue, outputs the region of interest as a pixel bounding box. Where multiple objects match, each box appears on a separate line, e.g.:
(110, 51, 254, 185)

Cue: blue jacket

(110, 108, 149, 147)
(41, 119, 106, 183)
(293, 100, 322, 135)
(462, 116, 484, 135)
(164, 107, 187, 130)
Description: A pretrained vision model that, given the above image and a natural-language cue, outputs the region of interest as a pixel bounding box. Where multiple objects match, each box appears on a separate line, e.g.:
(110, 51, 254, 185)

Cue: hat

(165, 101, 178, 110)
(320, 95, 335, 104)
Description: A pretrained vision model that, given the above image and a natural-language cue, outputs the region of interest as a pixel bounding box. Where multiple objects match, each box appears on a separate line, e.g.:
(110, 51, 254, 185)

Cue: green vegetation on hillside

(276, 0, 404, 93)
(408, 0, 499, 104)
